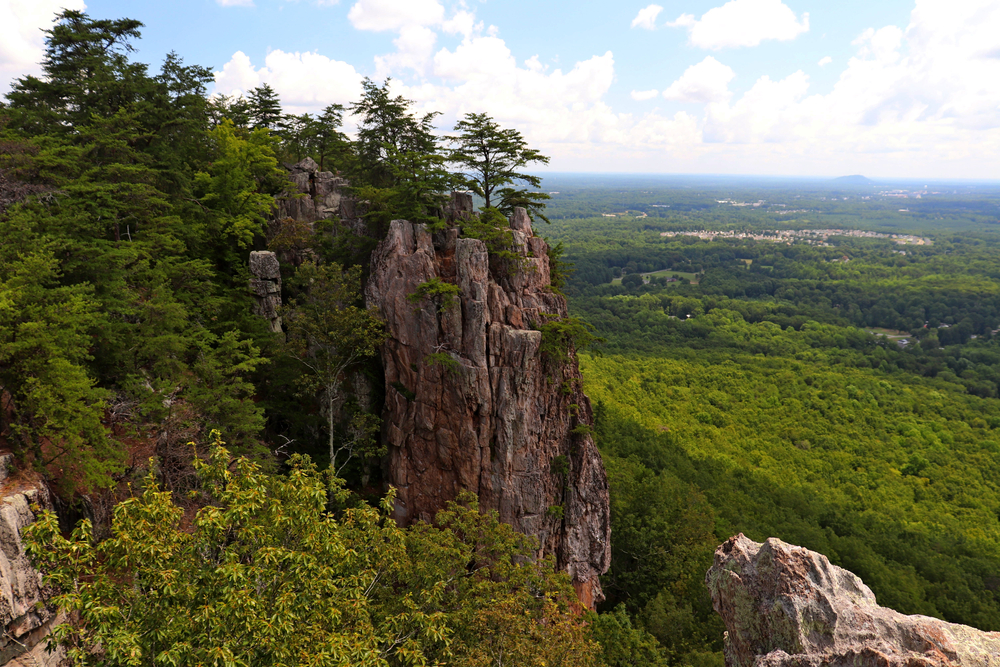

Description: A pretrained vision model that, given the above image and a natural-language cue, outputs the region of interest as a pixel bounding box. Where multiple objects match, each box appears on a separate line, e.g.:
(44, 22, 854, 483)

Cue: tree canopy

(24, 436, 600, 667)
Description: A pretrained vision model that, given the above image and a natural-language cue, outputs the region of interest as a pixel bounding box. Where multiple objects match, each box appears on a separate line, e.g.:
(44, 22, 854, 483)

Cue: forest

(545, 176, 1000, 662)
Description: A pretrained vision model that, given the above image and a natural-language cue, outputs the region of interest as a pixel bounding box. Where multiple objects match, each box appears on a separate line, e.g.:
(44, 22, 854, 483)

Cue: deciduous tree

(24, 436, 601, 667)
(281, 261, 387, 473)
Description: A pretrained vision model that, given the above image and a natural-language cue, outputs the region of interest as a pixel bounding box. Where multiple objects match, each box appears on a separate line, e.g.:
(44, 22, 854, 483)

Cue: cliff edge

(365, 205, 611, 608)
(0, 458, 62, 667)
(707, 533, 1000, 667)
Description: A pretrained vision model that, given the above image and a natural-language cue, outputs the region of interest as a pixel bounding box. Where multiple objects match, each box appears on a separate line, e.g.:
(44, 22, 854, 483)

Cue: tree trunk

(328, 388, 336, 471)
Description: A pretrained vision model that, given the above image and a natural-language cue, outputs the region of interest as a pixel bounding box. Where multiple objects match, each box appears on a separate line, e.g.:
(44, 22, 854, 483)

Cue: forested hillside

(7, 8, 1000, 667)
(545, 182, 1000, 663)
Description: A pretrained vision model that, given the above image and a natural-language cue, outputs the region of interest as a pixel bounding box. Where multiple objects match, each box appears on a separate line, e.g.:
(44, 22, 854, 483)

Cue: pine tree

(247, 83, 284, 131)
(448, 112, 551, 222)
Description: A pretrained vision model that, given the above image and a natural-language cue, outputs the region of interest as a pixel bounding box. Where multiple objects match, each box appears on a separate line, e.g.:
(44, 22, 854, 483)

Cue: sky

(2, 0, 999, 179)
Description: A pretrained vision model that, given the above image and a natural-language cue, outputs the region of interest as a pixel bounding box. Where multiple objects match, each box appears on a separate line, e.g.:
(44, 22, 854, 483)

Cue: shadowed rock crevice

(365, 206, 611, 608)
(707, 534, 1000, 666)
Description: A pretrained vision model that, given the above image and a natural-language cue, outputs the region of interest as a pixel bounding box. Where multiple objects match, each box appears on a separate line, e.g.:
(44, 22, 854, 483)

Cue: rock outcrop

(365, 204, 611, 608)
(249, 250, 283, 333)
(706, 533, 1000, 667)
(0, 462, 62, 667)
(276, 157, 364, 235)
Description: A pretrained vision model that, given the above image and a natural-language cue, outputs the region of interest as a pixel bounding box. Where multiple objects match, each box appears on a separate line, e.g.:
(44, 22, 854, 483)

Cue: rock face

(276, 157, 364, 235)
(706, 534, 1000, 667)
(0, 471, 63, 667)
(249, 250, 283, 333)
(365, 205, 611, 608)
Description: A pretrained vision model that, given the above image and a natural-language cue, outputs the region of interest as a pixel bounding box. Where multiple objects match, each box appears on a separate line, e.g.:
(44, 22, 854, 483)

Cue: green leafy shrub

(546, 240, 573, 293)
(551, 454, 570, 477)
(460, 207, 525, 277)
(390, 380, 416, 401)
(546, 504, 565, 520)
(407, 276, 461, 312)
(424, 352, 461, 375)
(538, 316, 603, 364)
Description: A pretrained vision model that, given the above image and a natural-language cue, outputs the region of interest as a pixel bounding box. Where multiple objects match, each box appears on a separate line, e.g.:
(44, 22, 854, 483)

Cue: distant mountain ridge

(831, 174, 873, 184)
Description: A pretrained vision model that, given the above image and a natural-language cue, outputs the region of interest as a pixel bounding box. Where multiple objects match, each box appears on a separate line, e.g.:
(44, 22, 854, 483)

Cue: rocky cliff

(275, 157, 365, 235)
(365, 204, 611, 608)
(707, 534, 1000, 667)
(0, 459, 62, 667)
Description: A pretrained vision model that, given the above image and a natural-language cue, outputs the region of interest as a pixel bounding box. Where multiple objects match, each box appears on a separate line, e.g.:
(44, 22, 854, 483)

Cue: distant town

(659, 229, 932, 245)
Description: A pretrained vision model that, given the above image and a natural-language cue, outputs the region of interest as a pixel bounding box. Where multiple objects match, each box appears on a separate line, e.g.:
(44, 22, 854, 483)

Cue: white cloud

(213, 50, 364, 114)
(631, 4, 663, 30)
(347, 0, 445, 31)
(853, 26, 903, 62)
(442, 9, 479, 38)
(662, 56, 735, 103)
(374, 25, 438, 77)
(219, 0, 1000, 178)
(0, 0, 87, 94)
(631, 89, 660, 101)
(818, 56, 832, 67)
(217, 0, 254, 6)
(668, 0, 809, 50)
(704, 70, 810, 143)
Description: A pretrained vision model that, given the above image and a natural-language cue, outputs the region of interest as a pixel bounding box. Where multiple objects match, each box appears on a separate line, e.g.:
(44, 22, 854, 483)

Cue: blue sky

(3, 0, 999, 179)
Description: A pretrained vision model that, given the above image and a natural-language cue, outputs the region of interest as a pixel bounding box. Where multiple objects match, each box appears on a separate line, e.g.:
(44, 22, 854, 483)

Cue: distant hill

(831, 175, 873, 185)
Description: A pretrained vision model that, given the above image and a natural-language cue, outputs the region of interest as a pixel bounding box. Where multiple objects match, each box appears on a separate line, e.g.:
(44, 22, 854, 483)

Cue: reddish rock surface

(365, 208, 611, 607)
(707, 533, 1000, 667)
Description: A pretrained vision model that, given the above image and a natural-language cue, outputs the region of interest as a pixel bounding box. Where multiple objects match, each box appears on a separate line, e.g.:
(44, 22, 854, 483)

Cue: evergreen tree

(350, 78, 440, 187)
(311, 104, 352, 172)
(281, 261, 387, 474)
(247, 83, 284, 131)
(5, 10, 147, 133)
(448, 112, 551, 222)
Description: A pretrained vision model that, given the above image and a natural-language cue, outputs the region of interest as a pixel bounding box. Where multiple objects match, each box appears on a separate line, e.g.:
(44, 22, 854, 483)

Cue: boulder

(706, 534, 1000, 667)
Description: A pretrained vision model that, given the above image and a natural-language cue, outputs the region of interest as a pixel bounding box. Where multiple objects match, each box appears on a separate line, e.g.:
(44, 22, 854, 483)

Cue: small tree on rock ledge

(448, 112, 551, 223)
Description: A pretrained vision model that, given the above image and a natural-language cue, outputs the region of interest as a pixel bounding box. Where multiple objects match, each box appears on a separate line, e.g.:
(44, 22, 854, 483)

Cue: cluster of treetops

(533, 193, 1000, 662)
(0, 10, 680, 667)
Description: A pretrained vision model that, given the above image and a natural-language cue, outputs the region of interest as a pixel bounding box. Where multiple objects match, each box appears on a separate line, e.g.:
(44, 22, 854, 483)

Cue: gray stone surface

(365, 208, 611, 608)
(707, 533, 1000, 667)
(248, 250, 282, 333)
(275, 158, 355, 229)
(0, 484, 63, 667)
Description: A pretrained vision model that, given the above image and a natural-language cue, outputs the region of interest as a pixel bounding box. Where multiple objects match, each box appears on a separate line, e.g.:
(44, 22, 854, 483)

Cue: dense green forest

(542, 175, 1000, 662)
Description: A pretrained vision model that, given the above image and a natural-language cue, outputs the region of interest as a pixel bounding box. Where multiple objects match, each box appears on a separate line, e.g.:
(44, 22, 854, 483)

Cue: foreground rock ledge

(706, 534, 1000, 667)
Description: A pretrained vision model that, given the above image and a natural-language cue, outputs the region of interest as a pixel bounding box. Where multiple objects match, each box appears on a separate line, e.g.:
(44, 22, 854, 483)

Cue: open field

(611, 269, 701, 286)
(865, 327, 911, 340)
